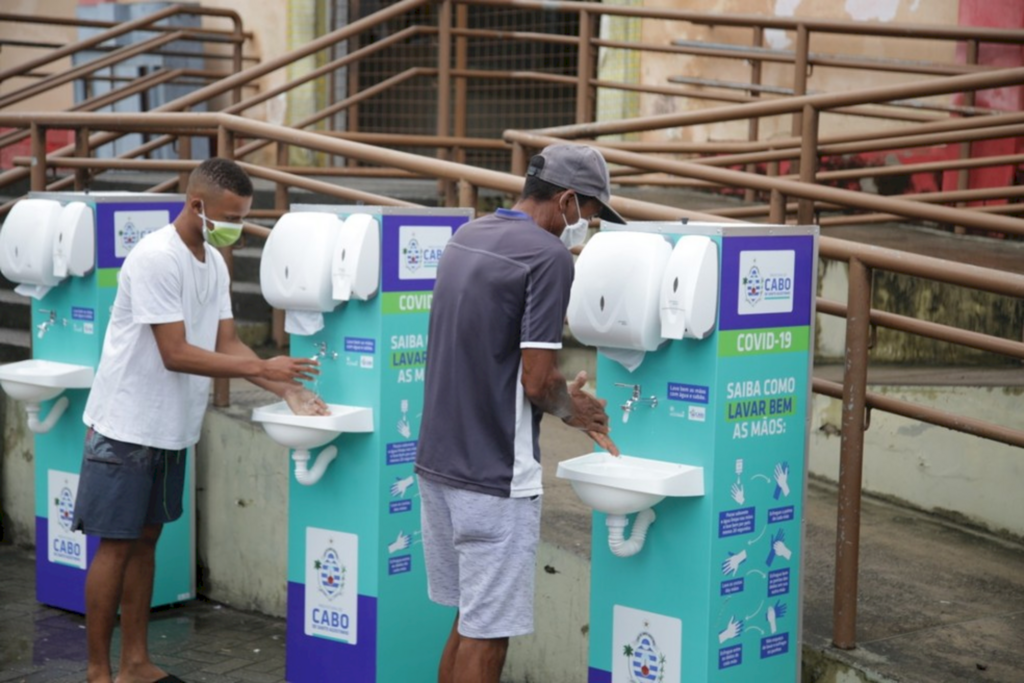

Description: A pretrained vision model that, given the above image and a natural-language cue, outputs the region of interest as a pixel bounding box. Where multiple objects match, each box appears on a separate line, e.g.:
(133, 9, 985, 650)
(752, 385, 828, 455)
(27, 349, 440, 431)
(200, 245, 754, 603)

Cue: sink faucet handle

(614, 382, 642, 399)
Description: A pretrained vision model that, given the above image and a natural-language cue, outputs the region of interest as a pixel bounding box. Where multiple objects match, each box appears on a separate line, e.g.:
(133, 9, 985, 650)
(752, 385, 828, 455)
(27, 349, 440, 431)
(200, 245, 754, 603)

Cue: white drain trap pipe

(606, 508, 656, 558)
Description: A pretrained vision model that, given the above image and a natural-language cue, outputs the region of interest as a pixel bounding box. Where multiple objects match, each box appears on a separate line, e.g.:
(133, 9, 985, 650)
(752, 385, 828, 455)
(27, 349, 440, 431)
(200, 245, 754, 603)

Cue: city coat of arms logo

(622, 630, 666, 682)
(314, 546, 346, 600)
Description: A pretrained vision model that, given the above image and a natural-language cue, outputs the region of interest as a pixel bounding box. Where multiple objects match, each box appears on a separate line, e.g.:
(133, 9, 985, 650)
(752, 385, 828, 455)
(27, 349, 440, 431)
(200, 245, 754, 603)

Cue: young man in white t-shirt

(72, 158, 325, 683)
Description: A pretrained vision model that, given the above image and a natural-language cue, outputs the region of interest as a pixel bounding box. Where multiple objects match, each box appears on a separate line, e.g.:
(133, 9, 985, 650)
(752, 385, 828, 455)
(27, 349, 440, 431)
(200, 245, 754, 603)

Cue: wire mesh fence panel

(346, 1, 591, 169)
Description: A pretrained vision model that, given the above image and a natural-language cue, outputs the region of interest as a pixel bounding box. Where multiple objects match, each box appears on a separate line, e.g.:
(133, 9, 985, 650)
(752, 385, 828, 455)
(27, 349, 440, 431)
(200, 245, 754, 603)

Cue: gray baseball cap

(527, 144, 626, 224)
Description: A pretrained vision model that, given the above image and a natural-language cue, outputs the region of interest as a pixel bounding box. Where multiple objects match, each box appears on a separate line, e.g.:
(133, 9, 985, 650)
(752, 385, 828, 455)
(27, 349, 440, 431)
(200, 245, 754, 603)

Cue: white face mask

(198, 201, 243, 248)
(560, 195, 588, 249)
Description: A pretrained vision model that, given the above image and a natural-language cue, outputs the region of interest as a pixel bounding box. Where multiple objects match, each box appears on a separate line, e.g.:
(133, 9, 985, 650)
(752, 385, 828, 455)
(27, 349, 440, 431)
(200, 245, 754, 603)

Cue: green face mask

(199, 201, 243, 248)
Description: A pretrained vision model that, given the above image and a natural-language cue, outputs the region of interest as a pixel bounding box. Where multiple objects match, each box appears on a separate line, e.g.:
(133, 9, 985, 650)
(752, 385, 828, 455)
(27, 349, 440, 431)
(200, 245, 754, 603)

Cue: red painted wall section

(945, 0, 1024, 196)
(0, 130, 74, 171)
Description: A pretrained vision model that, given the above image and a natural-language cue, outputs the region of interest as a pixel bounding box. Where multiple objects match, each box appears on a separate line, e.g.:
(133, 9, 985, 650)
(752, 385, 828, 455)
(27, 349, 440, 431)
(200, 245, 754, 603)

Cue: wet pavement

(0, 544, 288, 683)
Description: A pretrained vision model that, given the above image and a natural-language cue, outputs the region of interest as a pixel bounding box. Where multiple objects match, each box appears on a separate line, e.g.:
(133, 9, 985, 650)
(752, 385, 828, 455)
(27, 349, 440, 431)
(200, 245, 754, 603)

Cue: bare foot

(114, 661, 168, 683)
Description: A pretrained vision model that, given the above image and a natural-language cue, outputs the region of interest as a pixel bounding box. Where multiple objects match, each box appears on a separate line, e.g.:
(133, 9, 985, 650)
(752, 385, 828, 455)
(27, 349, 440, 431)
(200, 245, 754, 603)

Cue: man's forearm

(528, 374, 573, 421)
(220, 339, 300, 397)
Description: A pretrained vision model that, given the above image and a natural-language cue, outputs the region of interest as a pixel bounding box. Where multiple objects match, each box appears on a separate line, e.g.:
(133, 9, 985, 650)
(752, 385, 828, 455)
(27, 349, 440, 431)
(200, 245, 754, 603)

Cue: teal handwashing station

(557, 221, 817, 683)
(250, 205, 472, 682)
(0, 192, 195, 612)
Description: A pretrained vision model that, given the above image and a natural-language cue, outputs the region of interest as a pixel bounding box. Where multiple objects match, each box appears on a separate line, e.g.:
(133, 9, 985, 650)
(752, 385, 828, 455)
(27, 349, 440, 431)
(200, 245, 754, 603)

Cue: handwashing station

(250, 205, 472, 682)
(0, 193, 196, 612)
(558, 221, 817, 683)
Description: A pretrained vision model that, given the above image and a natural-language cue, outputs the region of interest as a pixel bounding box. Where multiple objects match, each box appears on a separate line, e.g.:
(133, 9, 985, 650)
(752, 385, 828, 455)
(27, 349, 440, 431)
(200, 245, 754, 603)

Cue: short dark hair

(522, 155, 596, 204)
(189, 157, 253, 198)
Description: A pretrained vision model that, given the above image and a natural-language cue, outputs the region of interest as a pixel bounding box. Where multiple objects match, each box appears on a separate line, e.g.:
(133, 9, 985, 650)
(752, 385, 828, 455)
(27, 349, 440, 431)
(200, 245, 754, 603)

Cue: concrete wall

(0, 394, 35, 544)
(0, 0, 78, 113)
(195, 397, 291, 617)
(634, 0, 960, 145)
(809, 387, 1024, 541)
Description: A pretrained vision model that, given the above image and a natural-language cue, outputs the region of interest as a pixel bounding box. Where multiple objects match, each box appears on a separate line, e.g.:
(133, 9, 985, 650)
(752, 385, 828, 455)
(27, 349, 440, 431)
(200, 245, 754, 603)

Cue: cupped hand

(283, 386, 330, 416)
(563, 372, 620, 455)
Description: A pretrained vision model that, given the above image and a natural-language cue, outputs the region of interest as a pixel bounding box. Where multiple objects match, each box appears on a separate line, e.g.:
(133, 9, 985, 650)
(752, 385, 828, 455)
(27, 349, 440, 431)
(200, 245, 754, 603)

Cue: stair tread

(231, 281, 263, 294)
(0, 327, 31, 346)
(0, 289, 31, 305)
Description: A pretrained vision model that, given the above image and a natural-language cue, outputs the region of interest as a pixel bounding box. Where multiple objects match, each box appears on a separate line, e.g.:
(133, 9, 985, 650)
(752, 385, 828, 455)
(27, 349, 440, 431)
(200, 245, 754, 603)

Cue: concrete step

(230, 280, 270, 324)
(231, 246, 262, 285)
(0, 289, 30, 330)
(0, 327, 31, 363)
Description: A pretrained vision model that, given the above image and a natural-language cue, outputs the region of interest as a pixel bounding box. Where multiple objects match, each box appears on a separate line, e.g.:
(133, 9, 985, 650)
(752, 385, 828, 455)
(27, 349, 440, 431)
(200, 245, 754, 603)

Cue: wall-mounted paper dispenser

(261, 211, 381, 312)
(0, 198, 96, 298)
(567, 231, 672, 352)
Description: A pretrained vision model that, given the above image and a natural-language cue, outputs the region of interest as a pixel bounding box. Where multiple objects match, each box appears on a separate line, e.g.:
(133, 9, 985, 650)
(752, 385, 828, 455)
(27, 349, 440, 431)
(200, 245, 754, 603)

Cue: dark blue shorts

(71, 427, 188, 540)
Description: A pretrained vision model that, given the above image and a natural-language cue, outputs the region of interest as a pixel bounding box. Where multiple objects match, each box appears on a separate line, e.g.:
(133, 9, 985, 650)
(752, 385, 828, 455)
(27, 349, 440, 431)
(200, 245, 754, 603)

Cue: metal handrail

(0, 5, 246, 83)
(457, 0, 1024, 44)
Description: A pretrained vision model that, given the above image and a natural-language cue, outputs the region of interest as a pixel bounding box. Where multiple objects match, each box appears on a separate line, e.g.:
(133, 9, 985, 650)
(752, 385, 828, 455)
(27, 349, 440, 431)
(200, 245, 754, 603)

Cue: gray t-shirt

(415, 209, 574, 498)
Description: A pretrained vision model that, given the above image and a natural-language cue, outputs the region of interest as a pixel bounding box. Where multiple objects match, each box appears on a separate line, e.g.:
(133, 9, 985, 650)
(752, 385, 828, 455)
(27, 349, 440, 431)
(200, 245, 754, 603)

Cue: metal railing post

(214, 124, 235, 408)
(437, 0, 455, 205)
(74, 127, 91, 191)
(576, 9, 595, 125)
(217, 126, 235, 161)
(511, 142, 528, 178)
(453, 3, 469, 168)
(797, 104, 819, 225)
(30, 124, 47, 192)
(177, 133, 192, 192)
(745, 26, 764, 203)
(271, 139, 288, 348)
(955, 39, 980, 235)
(459, 179, 478, 217)
(767, 161, 786, 223)
(833, 256, 873, 650)
(790, 24, 810, 174)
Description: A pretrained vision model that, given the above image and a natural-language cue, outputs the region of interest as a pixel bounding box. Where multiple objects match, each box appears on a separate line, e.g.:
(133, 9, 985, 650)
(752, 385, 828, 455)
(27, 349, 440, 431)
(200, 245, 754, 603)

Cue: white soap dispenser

(331, 213, 380, 302)
(659, 235, 719, 340)
(53, 202, 96, 278)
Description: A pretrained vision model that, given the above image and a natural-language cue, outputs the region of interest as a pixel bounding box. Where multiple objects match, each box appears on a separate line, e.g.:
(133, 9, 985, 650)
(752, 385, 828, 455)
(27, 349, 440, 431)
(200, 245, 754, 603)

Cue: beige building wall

(0, 0, 287, 119)
(0, 0, 79, 113)
(634, 0, 961, 145)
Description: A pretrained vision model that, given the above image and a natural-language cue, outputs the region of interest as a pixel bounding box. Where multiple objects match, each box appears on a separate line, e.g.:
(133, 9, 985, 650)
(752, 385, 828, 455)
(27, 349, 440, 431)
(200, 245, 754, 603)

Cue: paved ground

(3, 413, 1022, 683)
(0, 549, 289, 683)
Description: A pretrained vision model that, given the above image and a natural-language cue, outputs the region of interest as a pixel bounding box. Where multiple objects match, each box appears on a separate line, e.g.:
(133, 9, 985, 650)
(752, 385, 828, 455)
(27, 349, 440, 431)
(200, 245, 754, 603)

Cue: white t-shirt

(84, 224, 233, 450)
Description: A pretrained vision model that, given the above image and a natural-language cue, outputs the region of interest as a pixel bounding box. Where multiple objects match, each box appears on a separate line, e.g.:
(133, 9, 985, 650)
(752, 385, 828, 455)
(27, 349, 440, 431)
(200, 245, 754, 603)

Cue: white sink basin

(0, 359, 93, 404)
(556, 452, 704, 515)
(252, 401, 373, 451)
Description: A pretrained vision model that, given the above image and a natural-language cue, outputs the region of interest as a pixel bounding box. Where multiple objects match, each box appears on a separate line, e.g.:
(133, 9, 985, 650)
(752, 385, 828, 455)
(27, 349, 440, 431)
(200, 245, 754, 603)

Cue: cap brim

(597, 198, 626, 224)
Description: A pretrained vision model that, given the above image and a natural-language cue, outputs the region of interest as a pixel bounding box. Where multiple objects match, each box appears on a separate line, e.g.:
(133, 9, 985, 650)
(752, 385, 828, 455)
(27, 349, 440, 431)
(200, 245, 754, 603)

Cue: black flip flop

(153, 676, 187, 683)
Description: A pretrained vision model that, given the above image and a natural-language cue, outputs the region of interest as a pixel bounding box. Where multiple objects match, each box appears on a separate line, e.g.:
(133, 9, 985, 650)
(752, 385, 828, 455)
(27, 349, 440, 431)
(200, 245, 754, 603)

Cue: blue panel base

(589, 667, 612, 683)
(286, 581, 377, 682)
(35, 516, 97, 614)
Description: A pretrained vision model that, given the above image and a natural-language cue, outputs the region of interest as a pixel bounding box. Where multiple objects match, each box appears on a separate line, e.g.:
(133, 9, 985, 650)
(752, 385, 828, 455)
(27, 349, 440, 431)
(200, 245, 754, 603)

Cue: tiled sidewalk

(0, 544, 287, 683)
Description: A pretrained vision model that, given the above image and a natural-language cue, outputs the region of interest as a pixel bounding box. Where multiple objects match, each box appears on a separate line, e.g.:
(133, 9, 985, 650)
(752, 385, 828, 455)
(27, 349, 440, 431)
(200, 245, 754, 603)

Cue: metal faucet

(615, 383, 658, 423)
(36, 310, 60, 339)
(314, 341, 338, 361)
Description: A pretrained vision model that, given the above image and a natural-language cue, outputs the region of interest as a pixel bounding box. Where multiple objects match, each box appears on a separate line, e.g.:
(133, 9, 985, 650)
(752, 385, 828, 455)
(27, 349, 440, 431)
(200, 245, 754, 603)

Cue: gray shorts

(418, 475, 542, 639)
(71, 427, 187, 540)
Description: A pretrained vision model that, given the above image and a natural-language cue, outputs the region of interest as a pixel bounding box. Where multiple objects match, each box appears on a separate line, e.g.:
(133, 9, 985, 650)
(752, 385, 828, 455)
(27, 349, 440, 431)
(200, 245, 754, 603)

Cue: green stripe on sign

(97, 268, 119, 288)
(718, 326, 809, 357)
(382, 292, 433, 315)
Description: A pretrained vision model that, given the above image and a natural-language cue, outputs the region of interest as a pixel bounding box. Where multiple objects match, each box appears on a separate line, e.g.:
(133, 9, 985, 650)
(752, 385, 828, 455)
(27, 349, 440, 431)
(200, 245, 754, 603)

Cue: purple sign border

(719, 235, 814, 332)
(381, 214, 467, 293)
(96, 201, 183, 270)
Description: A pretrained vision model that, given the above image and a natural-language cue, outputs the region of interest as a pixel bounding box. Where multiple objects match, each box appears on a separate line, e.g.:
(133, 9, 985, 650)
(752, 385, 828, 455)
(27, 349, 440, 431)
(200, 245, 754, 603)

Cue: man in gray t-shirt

(416, 144, 621, 683)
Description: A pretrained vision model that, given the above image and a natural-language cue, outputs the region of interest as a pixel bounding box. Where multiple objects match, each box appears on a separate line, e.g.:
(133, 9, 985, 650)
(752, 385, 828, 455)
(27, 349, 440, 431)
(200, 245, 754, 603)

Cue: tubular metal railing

(1, 0, 1023, 657)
